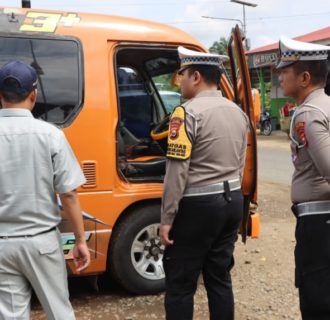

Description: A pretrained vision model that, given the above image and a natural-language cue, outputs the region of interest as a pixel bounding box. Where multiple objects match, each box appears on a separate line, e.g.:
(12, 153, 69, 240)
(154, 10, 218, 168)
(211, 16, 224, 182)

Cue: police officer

(277, 36, 330, 319)
(0, 61, 90, 319)
(160, 46, 249, 320)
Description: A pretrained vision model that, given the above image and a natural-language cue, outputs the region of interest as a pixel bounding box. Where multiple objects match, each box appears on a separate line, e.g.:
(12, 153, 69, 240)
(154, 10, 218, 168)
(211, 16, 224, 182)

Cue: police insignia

(169, 117, 183, 140)
(295, 121, 308, 147)
(167, 106, 192, 160)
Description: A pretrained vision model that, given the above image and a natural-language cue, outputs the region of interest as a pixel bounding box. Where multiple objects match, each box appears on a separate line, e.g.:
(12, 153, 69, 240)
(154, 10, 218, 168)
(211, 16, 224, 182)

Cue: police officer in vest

(160, 46, 249, 320)
(277, 36, 330, 319)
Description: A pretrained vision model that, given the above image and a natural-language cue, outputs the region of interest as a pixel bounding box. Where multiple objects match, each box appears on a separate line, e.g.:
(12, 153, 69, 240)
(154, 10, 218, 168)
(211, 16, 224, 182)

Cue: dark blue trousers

(163, 191, 243, 320)
(294, 214, 330, 320)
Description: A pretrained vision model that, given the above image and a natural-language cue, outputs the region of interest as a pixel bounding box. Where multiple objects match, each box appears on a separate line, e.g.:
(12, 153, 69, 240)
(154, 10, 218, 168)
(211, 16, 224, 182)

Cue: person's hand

(160, 224, 174, 246)
(73, 241, 90, 273)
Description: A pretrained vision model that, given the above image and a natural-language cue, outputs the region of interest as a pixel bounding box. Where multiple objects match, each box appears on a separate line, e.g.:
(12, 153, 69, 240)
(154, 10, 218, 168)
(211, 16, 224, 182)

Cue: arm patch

(166, 106, 192, 160)
(295, 121, 308, 147)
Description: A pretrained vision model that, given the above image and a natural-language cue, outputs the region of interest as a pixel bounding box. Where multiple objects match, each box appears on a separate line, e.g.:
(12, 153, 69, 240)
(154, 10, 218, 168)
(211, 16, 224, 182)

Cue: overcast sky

(2, 0, 330, 50)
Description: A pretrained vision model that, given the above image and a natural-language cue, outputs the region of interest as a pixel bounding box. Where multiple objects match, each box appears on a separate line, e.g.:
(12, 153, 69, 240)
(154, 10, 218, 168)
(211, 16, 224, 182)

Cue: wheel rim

(130, 223, 165, 281)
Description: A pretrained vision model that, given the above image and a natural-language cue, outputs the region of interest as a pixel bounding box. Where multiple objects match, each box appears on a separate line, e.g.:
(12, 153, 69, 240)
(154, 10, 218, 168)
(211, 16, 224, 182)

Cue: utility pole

(230, 0, 257, 49)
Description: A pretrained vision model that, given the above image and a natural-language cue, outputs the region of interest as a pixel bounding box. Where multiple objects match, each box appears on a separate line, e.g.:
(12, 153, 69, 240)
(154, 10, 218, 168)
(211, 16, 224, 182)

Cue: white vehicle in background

(159, 91, 181, 113)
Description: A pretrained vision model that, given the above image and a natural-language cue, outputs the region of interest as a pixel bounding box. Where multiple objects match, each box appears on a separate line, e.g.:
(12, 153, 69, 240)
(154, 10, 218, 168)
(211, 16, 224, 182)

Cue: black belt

(0, 226, 56, 239)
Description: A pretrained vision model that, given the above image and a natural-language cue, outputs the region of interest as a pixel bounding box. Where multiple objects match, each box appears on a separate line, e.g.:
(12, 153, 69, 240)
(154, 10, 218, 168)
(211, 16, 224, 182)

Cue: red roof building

(248, 26, 330, 55)
(246, 26, 330, 131)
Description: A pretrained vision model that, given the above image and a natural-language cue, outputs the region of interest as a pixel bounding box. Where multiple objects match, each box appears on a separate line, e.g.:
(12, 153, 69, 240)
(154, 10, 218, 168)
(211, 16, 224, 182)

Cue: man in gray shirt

(277, 36, 330, 319)
(0, 61, 90, 320)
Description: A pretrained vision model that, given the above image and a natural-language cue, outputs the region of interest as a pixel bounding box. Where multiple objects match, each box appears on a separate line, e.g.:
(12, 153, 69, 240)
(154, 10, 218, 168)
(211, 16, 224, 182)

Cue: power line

(247, 11, 330, 21)
(166, 11, 330, 25)
(95, 0, 230, 6)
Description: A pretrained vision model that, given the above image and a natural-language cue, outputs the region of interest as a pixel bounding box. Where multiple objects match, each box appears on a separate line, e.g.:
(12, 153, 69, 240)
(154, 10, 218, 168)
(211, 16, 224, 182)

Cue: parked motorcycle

(257, 111, 272, 136)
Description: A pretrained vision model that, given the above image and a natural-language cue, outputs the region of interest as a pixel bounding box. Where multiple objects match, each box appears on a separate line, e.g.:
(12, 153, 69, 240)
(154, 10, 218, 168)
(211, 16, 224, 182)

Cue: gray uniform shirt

(290, 89, 330, 203)
(0, 108, 86, 236)
(161, 90, 249, 225)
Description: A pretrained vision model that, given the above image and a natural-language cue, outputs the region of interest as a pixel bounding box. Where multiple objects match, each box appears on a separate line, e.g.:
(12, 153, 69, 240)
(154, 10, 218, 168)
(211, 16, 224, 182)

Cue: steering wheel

(150, 114, 171, 141)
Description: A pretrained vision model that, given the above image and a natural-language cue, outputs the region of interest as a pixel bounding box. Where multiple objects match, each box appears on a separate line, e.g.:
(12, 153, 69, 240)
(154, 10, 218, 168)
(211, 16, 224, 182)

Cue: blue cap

(0, 61, 37, 94)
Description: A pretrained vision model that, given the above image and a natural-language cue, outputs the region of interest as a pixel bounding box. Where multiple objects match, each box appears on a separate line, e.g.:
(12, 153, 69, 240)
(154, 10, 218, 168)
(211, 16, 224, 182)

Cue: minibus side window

(0, 37, 83, 127)
(117, 66, 153, 139)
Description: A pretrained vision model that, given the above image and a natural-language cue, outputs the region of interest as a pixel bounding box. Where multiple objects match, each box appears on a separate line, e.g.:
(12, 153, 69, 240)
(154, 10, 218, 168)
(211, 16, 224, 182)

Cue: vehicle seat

(117, 126, 166, 178)
(127, 156, 166, 176)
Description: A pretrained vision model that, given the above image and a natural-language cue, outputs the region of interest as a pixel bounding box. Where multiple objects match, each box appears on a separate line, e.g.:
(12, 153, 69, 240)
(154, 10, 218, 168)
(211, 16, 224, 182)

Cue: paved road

(258, 132, 294, 186)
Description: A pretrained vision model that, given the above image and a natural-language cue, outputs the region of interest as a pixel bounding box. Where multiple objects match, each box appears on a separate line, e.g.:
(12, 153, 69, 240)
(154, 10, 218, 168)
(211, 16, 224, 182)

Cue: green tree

(209, 37, 229, 55)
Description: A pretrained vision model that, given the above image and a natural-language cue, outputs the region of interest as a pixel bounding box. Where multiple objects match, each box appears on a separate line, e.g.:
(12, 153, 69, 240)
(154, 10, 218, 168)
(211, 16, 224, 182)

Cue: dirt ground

(31, 134, 301, 320)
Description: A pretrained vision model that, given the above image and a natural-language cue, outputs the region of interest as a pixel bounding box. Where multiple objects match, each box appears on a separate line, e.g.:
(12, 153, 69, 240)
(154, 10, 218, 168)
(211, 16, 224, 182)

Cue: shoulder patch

(295, 121, 308, 147)
(167, 106, 192, 160)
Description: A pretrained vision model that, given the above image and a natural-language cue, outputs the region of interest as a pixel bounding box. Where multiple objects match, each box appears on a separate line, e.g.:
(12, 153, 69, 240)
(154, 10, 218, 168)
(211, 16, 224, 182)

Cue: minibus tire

(107, 204, 165, 295)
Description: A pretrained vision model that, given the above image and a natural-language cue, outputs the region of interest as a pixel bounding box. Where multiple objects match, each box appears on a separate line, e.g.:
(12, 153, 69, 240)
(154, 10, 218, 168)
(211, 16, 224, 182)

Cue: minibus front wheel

(107, 204, 165, 294)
